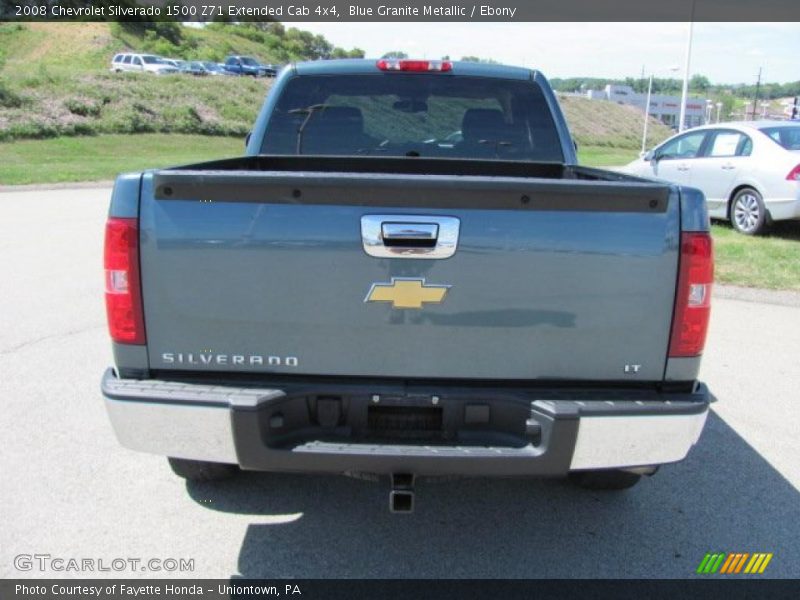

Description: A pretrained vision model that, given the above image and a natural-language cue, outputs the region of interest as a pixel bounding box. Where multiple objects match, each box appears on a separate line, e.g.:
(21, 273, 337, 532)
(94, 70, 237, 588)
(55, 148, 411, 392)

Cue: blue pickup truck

(101, 59, 713, 511)
(222, 55, 276, 77)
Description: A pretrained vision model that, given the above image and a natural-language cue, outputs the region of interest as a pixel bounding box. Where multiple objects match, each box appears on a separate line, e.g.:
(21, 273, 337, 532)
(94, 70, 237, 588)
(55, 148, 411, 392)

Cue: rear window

(261, 73, 564, 161)
(761, 126, 800, 150)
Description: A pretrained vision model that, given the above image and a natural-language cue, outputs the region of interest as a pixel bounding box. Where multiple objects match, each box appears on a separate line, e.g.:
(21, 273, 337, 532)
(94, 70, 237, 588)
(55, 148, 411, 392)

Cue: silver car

(623, 120, 800, 234)
(110, 53, 179, 75)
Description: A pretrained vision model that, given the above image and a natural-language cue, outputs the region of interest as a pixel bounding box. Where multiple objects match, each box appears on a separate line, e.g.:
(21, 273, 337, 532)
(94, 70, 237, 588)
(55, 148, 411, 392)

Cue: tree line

(115, 21, 365, 63)
(550, 75, 800, 101)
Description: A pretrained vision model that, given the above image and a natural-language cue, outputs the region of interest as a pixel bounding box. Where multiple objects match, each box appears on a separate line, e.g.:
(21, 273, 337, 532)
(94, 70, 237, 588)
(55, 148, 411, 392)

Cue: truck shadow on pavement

(186, 411, 799, 578)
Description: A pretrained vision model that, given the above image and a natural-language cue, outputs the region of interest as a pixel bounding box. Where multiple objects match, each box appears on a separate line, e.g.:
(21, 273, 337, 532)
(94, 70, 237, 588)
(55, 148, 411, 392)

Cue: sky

(291, 22, 799, 84)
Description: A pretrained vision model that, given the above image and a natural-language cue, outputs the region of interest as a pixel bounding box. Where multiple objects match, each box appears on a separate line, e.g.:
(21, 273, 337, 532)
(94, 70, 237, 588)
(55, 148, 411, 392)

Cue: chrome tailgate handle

(362, 215, 460, 259)
(381, 222, 439, 246)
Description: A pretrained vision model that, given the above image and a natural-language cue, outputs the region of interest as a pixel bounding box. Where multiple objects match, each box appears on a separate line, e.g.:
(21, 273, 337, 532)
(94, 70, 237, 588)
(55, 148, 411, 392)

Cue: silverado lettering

(161, 353, 299, 367)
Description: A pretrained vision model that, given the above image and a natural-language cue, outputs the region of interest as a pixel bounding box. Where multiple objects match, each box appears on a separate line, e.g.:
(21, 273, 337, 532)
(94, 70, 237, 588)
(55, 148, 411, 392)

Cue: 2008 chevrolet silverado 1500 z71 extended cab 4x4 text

(101, 59, 713, 510)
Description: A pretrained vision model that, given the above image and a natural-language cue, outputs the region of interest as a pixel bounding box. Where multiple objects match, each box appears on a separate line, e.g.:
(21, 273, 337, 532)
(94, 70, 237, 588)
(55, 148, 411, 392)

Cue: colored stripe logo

(696, 552, 773, 574)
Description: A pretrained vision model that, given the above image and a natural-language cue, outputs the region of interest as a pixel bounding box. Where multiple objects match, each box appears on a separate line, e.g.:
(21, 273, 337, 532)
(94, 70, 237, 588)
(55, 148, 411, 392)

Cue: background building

(586, 84, 708, 128)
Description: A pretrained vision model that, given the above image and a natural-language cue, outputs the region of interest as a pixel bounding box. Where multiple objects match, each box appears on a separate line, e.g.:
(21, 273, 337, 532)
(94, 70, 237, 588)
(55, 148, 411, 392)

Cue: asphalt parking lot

(1, 186, 798, 579)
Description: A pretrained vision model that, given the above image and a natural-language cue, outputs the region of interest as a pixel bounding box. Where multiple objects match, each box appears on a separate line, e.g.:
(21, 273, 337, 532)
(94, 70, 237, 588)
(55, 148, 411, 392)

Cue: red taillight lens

(669, 232, 713, 357)
(104, 217, 145, 344)
(786, 164, 800, 181)
(376, 59, 452, 72)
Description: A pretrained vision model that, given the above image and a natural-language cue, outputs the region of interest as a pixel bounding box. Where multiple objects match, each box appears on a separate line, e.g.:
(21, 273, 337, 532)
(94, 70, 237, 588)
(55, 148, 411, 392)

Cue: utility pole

(678, 20, 694, 132)
(642, 73, 654, 154)
(751, 67, 762, 121)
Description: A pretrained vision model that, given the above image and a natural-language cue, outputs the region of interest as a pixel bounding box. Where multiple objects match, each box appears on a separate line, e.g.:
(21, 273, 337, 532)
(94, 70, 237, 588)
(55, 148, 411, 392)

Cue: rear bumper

(101, 369, 710, 476)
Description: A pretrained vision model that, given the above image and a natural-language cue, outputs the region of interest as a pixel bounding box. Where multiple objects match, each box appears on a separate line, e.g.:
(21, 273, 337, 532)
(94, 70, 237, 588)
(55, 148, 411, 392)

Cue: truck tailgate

(139, 163, 678, 382)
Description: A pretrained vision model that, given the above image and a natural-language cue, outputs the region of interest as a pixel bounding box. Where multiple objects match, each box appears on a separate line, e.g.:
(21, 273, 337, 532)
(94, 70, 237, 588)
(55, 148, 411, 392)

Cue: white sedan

(622, 121, 800, 234)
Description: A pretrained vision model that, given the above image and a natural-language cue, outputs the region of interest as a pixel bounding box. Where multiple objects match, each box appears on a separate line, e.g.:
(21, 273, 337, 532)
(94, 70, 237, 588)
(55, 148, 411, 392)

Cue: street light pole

(751, 67, 763, 121)
(715, 101, 723, 123)
(678, 20, 694, 132)
(641, 73, 654, 154)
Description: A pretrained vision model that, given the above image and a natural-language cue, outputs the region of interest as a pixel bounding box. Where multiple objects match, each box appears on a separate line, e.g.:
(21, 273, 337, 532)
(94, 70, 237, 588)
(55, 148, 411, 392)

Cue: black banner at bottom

(2, 579, 800, 600)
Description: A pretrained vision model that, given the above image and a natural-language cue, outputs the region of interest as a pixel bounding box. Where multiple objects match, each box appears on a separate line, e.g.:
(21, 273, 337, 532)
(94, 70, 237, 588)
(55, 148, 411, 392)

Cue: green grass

(0, 70, 268, 142)
(578, 146, 639, 167)
(560, 95, 672, 151)
(712, 222, 800, 291)
(0, 23, 112, 78)
(0, 135, 642, 185)
(0, 23, 275, 142)
(0, 134, 244, 185)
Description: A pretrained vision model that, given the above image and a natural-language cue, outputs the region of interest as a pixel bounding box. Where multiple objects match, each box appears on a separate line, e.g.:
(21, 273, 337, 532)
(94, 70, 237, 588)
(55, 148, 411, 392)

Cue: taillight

(786, 164, 800, 181)
(104, 217, 146, 344)
(376, 59, 452, 72)
(669, 232, 713, 357)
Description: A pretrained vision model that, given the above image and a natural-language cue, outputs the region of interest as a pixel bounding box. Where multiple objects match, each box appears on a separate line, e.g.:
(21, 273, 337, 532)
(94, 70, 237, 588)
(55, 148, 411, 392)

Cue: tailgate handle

(381, 223, 439, 248)
(362, 215, 460, 260)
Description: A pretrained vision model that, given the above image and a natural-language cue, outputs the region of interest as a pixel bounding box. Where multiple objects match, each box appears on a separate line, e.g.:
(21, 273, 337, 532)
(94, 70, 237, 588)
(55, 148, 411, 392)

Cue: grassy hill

(0, 22, 671, 155)
(0, 23, 282, 141)
(560, 95, 672, 150)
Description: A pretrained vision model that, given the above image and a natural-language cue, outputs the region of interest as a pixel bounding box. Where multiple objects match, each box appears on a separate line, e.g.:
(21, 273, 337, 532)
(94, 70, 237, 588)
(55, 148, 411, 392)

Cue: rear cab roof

(292, 58, 537, 81)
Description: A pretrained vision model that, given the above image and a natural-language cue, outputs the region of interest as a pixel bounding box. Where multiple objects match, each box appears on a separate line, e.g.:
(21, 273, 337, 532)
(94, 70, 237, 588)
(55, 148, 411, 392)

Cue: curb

(715, 284, 800, 308)
(0, 180, 114, 193)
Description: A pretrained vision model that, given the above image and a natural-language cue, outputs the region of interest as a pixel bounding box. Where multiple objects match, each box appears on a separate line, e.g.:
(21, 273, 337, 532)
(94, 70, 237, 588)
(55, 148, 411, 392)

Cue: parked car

(180, 61, 210, 76)
(260, 63, 280, 77)
(110, 53, 178, 75)
(623, 121, 800, 234)
(222, 55, 272, 77)
(163, 58, 187, 70)
(102, 60, 713, 506)
(201, 62, 233, 76)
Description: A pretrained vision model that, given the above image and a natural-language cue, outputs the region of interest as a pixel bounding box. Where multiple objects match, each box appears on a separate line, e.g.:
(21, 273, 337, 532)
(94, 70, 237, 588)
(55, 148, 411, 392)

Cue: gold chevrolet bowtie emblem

(365, 278, 450, 309)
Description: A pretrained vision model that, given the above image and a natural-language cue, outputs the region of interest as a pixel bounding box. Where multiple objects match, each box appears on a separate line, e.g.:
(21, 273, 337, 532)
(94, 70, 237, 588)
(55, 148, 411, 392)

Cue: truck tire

(168, 457, 239, 482)
(569, 469, 642, 490)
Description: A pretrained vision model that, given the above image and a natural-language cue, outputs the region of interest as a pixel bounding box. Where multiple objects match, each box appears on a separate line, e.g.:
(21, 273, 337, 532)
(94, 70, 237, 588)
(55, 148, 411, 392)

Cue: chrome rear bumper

(102, 368, 710, 475)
